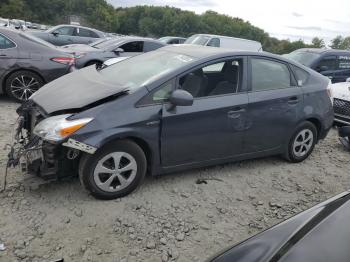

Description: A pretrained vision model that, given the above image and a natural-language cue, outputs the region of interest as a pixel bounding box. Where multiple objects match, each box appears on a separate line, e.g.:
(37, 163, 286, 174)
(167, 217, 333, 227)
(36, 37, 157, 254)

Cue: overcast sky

(108, 0, 350, 44)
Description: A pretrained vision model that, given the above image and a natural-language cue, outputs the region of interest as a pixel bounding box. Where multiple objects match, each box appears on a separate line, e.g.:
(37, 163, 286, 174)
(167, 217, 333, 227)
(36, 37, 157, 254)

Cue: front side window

(119, 41, 144, 52)
(207, 38, 220, 47)
(316, 56, 337, 71)
(251, 58, 291, 91)
(0, 34, 16, 49)
(179, 59, 242, 98)
(54, 26, 75, 36)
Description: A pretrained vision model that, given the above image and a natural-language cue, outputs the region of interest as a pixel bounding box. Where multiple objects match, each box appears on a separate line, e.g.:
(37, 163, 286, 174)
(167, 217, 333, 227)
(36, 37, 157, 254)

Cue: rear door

(0, 33, 18, 85)
(74, 27, 99, 44)
(244, 57, 303, 153)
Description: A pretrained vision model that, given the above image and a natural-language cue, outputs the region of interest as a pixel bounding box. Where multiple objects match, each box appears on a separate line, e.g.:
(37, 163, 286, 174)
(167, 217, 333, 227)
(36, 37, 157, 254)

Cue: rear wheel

(285, 121, 317, 163)
(79, 140, 147, 200)
(5, 70, 44, 102)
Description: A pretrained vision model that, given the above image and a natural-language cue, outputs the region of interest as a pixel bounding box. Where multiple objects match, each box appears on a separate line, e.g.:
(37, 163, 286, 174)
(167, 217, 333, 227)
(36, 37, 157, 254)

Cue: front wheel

(285, 121, 317, 163)
(79, 140, 147, 200)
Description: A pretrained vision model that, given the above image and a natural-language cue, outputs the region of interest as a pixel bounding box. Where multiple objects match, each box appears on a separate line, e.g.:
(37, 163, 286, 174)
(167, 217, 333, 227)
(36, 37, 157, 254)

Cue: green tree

(330, 36, 344, 49)
(311, 37, 325, 48)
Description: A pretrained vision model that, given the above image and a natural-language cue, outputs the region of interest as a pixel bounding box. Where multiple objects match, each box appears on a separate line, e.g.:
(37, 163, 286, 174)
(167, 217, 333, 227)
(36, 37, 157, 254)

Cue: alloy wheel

(292, 129, 314, 158)
(10, 75, 40, 101)
(93, 152, 137, 192)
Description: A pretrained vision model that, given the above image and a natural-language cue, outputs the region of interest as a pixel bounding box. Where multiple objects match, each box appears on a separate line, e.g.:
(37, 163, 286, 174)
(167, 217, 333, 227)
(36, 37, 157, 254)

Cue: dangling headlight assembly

(33, 114, 93, 142)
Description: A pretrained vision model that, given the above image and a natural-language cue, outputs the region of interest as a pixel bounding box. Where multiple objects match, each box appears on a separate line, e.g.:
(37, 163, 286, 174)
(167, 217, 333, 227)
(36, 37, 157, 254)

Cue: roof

(296, 48, 350, 54)
(161, 44, 274, 59)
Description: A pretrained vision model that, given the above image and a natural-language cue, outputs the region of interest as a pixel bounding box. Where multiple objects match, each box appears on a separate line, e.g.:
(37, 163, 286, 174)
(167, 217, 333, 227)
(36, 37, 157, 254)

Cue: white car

(332, 80, 350, 125)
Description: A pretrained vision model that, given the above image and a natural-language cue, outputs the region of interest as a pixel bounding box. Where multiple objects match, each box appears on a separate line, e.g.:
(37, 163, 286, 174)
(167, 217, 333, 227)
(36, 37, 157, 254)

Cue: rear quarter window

(291, 65, 310, 86)
(0, 34, 16, 49)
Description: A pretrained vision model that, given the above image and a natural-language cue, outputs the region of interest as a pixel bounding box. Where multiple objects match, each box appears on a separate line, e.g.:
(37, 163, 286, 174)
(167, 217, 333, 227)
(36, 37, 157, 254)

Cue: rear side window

(251, 58, 291, 91)
(120, 41, 143, 52)
(0, 34, 16, 49)
(77, 28, 92, 37)
(338, 55, 350, 69)
(207, 38, 220, 47)
(291, 65, 309, 86)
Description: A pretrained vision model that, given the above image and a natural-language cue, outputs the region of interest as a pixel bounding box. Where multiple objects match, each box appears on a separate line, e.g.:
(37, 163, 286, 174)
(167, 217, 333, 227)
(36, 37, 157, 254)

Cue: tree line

(0, 0, 348, 54)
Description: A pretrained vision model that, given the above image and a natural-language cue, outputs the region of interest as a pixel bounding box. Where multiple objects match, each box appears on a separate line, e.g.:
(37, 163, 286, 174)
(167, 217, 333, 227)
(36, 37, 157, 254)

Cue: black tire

(79, 140, 147, 200)
(85, 60, 102, 68)
(284, 121, 317, 163)
(5, 70, 44, 102)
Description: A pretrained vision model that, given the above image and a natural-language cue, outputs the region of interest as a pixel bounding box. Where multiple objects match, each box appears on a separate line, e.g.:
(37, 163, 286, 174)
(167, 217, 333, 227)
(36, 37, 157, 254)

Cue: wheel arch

(305, 117, 322, 140)
(2, 68, 46, 94)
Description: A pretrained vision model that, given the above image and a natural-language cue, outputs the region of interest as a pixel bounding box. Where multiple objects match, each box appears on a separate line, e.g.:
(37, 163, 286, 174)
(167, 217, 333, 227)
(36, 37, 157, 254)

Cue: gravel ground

(0, 96, 349, 262)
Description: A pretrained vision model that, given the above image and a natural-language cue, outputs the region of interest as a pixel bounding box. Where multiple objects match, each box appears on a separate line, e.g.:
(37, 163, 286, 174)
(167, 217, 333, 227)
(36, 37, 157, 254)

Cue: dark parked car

(0, 28, 75, 102)
(14, 45, 333, 199)
(209, 191, 350, 262)
(285, 48, 350, 83)
(62, 37, 165, 68)
(31, 24, 105, 46)
(158, 36, 186, 44)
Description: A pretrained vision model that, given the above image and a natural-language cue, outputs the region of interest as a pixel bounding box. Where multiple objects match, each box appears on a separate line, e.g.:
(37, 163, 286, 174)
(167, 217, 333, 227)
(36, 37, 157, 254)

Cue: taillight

(50, 57, 75, 66)
(326, 79, 333, 105)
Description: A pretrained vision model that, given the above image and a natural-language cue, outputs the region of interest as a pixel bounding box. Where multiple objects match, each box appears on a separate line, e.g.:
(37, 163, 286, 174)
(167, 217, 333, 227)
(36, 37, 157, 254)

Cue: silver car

(31, 24, 106, 46)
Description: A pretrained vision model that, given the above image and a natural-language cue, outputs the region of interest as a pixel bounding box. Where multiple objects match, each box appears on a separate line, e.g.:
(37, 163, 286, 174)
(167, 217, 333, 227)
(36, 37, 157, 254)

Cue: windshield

(99, 50, 196, 90)
(94, 38, 125, 49)
(20, 32, 56, 49)
(285, 51, 321, 66)
(184, 35, 210, 45)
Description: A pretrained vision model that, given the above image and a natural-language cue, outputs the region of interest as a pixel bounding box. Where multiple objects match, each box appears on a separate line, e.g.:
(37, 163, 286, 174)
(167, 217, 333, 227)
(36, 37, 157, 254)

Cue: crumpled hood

(31, 66, 127, 114)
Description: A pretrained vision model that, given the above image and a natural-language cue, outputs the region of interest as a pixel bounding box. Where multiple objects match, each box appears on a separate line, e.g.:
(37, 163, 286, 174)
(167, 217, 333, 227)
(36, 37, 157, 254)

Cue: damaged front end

(10, 101, 94, 180)
(339, 126, 350, 151)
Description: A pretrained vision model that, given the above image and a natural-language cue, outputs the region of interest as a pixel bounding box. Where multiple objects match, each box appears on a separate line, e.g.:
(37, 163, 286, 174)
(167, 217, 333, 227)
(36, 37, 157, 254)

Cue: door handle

(287, 96, 299, 104)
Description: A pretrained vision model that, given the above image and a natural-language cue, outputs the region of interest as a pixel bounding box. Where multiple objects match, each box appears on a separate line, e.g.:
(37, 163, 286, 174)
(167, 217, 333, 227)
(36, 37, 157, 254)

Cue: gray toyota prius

(13, 45, 334, 199)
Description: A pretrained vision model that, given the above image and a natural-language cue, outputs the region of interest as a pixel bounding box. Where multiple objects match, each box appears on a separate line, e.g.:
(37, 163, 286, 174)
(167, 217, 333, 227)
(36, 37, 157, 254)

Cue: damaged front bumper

(10, 102, 96, 180)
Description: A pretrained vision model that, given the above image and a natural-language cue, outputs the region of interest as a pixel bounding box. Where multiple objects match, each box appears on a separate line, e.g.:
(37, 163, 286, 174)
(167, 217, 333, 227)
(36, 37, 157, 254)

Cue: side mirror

(114, 48, 124, 55)
(52, 31, 59, 36)
(169, 89, 193, 107)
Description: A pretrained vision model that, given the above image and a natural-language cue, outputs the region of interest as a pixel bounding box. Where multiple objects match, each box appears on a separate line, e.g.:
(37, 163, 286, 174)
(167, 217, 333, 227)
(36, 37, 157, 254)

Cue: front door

(244, 57, 303, 153)
(160, 57, 249, 167)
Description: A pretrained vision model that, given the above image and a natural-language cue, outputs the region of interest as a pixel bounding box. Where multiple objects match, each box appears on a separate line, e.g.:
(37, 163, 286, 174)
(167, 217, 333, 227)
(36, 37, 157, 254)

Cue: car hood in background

(30, 66, 127, 114)
(331, 82, 350, 101)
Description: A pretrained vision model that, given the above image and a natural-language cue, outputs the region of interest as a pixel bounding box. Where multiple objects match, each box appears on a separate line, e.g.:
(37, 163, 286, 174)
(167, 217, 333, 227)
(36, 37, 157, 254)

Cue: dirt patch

(0, 96, 349, 262)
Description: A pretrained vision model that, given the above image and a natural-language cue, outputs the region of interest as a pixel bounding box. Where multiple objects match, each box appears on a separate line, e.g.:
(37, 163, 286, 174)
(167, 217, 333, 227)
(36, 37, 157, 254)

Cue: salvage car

(331, 80, 350, 125)
(285, 48, 350, 83)
(208, 191, 350, 262)
(0, 28, 75, 102)
(13, 45, 333, 199)
(62, 37, 165, 68)
(30, 24, 106, 46)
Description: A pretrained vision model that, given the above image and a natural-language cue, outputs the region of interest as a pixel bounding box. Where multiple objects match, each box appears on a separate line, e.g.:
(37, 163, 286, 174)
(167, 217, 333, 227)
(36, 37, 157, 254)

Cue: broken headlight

(33, 114, 93, 142)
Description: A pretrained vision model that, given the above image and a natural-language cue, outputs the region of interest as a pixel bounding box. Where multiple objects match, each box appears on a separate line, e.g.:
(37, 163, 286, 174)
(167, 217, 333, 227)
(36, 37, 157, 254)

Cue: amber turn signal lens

(59, 123, 86, 137)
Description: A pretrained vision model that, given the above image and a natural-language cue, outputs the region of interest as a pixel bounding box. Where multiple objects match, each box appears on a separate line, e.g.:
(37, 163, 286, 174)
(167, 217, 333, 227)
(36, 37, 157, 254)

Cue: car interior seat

(209, 63, 239, 96)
